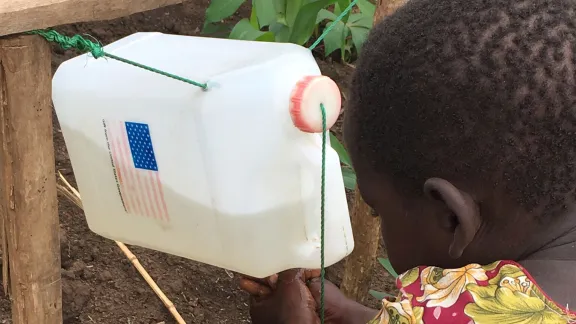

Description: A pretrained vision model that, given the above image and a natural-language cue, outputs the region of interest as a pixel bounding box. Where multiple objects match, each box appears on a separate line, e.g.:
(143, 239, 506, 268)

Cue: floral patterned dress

(369, 261, 576, 324)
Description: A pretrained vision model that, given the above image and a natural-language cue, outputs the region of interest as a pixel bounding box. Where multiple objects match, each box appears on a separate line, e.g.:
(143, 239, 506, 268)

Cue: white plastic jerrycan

(52, 32, 354, 278)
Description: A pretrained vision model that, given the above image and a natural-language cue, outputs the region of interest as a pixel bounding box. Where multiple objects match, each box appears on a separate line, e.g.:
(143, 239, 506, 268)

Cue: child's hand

(308, 278, 380, 324)
(239, 269, 321, 324)
(307, 278, 350, 323)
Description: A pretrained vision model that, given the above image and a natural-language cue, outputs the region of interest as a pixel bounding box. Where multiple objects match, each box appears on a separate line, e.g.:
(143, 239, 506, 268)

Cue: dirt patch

(0, 2, 396, 323)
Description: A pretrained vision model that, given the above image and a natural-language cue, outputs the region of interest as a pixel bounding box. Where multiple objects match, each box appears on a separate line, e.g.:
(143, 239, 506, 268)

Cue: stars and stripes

(105, 120, 169, 221)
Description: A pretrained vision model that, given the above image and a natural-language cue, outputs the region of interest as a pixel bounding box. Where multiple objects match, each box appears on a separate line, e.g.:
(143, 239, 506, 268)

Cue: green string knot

(29, 29, 208, 89)
(29, 30, 105, 59)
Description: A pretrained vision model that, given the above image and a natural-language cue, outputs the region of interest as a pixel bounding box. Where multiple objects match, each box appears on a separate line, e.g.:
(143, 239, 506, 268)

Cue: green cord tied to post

(28, 30, 208, 90)
(30, 0, 358, 321)
(31, 30, 106, 58)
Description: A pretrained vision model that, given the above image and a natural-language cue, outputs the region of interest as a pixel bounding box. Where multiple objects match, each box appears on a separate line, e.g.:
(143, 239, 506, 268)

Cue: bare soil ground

(0, 2, 396, 323)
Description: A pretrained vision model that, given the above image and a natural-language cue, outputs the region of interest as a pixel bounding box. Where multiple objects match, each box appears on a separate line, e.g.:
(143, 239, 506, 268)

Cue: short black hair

(344, 0, 576, 220)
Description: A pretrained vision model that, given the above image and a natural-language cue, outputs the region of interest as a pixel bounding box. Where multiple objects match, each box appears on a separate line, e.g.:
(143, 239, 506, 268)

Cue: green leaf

(342, 167, 357, 190)
(378, 258, 399, 278)
(249, 5, 259, 29)
(273, 0, 287, 15)
(336, 0, 351, 23)
(201, 22, 231, 35)
(369, 289, 394, 300)
(269, 21, 286, 33)
(253, 0, 277, 27)
(229, 19, 275, 41)
(349, 13, 373, 28)
(329, 132, 352, 167)
(356, 0, 376, 16)
(257, 33, 276, 42)
(356, 0, 376, 17)
(286, 0, 304, 27)
(316, 8, 337, 24)
(350, 25, 370, 54)
(290, 0, 338, 45)
(205, 0, 246, 23)
(270, 22, 291, 42)
(323, 21, 347, 57)
(333, 2, 342, 15)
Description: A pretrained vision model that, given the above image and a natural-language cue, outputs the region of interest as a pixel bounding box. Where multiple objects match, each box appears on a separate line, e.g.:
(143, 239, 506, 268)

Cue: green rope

(311, 1, 358, 322)
(319, 103, 327, 324)
(309, 0, 359, 51)
(28, 30, 208, 90)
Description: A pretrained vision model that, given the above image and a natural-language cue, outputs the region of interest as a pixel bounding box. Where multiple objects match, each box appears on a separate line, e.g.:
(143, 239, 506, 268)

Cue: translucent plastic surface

(52, 33, 354, 278)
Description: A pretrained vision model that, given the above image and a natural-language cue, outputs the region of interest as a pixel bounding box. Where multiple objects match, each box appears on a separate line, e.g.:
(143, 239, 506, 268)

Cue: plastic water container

(52, 32, 354, 278)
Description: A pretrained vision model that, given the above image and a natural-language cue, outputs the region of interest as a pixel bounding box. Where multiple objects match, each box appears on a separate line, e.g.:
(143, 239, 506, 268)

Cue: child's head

(344, 0, 576, 272)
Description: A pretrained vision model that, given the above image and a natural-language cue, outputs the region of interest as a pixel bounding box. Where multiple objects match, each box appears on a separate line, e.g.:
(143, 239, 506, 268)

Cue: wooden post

(0, 35, 62, 324)
(339, 0, 407, 303)
(340, 187, 381, 303)
(0, 0, 184, 37)
(373, 0, 407, 22)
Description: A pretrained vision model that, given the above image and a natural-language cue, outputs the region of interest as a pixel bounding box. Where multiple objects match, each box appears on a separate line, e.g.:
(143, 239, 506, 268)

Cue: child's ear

(423, 178, 482, 259)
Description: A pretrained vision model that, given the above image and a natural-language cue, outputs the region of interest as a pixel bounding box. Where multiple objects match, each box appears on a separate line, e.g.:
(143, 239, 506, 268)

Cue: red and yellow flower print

(370, 261, 576, 324)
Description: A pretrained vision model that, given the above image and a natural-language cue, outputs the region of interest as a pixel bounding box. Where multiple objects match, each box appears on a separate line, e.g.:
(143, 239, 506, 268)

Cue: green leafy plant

(329, 133, 356, 190)
(369, 258, 399, 300)
(203, 0, 375, 60)
(316, 0, 374, 60)
(378, 257, 398, 278)
(369, 289, 395, 300)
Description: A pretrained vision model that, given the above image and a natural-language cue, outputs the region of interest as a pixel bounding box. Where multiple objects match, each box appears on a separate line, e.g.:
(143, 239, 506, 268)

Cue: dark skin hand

(239, 269, 321, 324)
(307, 278, 379, 324)
(239, 270, 378, 324)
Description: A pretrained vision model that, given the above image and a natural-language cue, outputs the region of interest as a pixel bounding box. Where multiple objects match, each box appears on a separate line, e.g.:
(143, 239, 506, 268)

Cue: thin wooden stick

(114, 241, 184, 323)
(56, 172, 186, 324)
(1, 201, 8, 296)
(1, 226, 8, 296)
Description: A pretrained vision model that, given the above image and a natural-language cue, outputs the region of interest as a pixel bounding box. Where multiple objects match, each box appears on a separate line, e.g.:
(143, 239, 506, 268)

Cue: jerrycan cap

(289, 75, 342, 133)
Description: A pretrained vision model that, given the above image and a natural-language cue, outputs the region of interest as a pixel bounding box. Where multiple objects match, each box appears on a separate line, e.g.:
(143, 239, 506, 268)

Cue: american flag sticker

(103, 120, 169, 221)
